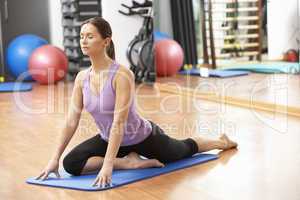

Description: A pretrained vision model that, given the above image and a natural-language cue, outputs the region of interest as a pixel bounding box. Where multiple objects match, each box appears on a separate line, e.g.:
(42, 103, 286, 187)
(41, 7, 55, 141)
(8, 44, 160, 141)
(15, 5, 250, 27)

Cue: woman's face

(80, 23, 110, 56)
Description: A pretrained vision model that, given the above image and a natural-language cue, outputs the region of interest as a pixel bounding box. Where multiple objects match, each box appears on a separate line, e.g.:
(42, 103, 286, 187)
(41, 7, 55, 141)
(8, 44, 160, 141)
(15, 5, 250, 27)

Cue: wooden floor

(1, 79, 300, 200)
(157, 73, 300, 108)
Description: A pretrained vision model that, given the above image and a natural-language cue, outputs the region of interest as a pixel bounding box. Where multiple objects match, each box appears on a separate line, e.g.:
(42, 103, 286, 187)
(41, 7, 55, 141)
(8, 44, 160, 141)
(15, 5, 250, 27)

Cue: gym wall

(267, 0, 299, 59)
(153, 0, 173, 38)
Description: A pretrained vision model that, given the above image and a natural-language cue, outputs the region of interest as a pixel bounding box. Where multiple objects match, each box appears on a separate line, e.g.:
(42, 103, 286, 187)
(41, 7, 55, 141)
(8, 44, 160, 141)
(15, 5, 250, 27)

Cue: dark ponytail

(106, 40, 115, 60)
(81, 16, 115, 59)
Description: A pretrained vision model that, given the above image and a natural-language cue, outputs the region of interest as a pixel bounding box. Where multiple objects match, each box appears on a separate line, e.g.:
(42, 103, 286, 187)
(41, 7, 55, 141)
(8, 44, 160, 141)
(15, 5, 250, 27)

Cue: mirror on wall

(153, 0, 300, 116)
(191, 0, 300, 67)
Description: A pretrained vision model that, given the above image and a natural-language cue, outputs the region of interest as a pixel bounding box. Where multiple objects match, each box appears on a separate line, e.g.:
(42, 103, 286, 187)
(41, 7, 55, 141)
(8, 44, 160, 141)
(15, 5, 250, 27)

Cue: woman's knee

(62, 152, 83, 176)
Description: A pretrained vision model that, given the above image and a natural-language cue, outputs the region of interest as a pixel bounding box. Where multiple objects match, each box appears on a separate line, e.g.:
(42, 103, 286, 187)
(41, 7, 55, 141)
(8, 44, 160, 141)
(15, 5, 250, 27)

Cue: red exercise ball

(29, 45, 68, 84)
(155, 39, 184, 77)
(283, 49, 299, 62)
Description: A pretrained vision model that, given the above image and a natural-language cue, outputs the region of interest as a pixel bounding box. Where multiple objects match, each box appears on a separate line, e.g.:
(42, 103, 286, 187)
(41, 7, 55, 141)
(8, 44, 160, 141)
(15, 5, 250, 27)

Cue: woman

(36, 17, 237, 188)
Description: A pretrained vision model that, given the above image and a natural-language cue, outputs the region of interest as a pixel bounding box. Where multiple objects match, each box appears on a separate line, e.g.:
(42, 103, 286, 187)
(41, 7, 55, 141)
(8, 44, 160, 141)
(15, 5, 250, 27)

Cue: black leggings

(63, 120, 199, 176)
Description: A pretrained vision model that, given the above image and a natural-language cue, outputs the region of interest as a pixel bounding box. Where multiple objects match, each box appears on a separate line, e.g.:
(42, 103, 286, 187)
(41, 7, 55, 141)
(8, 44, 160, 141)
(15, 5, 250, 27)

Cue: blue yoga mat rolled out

(26, 153, 218, 191)
(0, 82, 33, 92)
(221, 62, 300, 74)
(178, 68, 249, 78)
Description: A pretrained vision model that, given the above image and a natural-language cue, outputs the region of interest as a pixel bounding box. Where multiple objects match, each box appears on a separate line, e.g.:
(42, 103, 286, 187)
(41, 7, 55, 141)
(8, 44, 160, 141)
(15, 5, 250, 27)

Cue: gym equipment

(0, 82, 32, 92)
(120, 0, 155, 84)
(155, 39, 184, 77)
(6, 34, 48, 81)
(283, 49, 299, 62)
(0, 0, 50, 83)
(201, 0, 263, 68)
(61, 0, 102, 80)
(178, 68, 249, 78)
(26, 153, 218, 191)
(221, 62, 300, 74)
(29, 45, 68, 84)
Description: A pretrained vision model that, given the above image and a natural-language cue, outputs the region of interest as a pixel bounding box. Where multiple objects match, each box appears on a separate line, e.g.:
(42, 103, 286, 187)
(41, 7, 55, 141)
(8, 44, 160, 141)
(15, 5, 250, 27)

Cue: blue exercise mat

(222, 62, 300, 74)
(0, 82, 33, 92)
(26, 153, 218, 191)
(179, 68, 249, 78)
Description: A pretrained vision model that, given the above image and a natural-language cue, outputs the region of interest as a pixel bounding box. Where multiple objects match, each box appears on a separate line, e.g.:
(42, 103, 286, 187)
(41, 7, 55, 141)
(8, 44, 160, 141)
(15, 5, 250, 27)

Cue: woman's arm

(93, 67, 135, 187)
(51, 71, 84, 161)
(36, 71, 85, 180)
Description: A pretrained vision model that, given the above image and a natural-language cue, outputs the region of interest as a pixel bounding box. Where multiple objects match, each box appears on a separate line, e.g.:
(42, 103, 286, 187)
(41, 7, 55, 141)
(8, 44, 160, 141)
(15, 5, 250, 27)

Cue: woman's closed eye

(80, 34, 94, 39)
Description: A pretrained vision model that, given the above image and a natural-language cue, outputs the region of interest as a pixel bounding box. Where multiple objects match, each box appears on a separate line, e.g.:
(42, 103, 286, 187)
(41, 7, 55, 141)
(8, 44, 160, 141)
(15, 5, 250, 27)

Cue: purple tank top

(82, 61, 152, 146)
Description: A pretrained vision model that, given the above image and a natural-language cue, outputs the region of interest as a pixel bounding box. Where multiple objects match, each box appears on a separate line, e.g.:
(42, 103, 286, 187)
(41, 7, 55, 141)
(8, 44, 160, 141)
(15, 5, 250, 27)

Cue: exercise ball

(155, 39, 184, 77)
(283, 49, 299, 62)
(29, 45, 68, 84)
(6, 34, 48, 80)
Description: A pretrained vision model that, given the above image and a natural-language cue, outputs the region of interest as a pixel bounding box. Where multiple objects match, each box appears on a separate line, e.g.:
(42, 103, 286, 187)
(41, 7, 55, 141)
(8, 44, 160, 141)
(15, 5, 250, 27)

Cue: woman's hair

(81, 17, 115, 60)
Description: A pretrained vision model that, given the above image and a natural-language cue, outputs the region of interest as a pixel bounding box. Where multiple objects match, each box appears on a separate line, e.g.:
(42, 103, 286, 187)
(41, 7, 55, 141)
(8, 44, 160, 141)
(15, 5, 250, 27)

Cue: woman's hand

(92, 164, 113, 188)
(35, 158, 60, 181)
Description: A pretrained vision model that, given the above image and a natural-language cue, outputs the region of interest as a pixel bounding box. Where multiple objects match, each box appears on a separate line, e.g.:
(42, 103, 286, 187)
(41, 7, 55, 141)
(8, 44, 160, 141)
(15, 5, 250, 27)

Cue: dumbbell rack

(61, 0, 102, 79)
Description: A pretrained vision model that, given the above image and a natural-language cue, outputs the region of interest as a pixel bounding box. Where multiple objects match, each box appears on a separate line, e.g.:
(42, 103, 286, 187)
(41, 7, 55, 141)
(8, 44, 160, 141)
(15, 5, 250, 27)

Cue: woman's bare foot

(219, 134, 238, 150)
(123, 152, 165, 169)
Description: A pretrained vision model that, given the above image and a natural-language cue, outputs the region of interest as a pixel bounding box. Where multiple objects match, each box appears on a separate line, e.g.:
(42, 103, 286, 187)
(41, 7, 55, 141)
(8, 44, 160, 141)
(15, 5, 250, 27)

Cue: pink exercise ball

(155, 39, 184, 77)
(29, 45, 68, 84)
